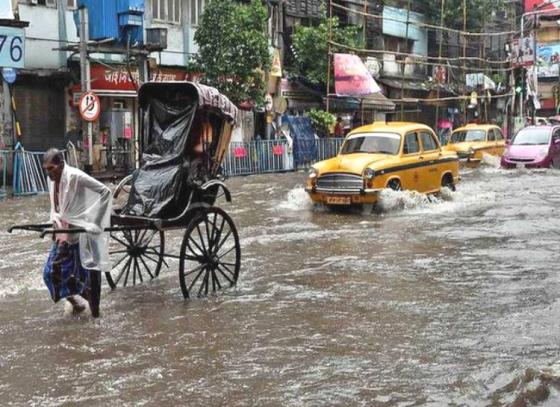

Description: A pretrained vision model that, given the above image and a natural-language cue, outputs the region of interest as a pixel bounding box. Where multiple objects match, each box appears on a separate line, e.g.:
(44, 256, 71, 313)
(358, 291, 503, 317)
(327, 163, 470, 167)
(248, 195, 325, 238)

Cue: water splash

(489, 364, 560, 406)
(377, 188, 442, 212)
(481, 152, 502, 168)
(275, 186, 314, 211)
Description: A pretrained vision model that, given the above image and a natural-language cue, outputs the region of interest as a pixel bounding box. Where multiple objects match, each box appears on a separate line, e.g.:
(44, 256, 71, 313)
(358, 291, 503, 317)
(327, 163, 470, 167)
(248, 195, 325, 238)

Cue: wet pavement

(1, 164, 560, 406)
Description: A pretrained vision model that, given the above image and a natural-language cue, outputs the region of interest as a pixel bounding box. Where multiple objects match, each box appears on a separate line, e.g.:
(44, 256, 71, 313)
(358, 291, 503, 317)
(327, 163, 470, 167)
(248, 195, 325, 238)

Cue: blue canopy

(282, 116, 317, 166)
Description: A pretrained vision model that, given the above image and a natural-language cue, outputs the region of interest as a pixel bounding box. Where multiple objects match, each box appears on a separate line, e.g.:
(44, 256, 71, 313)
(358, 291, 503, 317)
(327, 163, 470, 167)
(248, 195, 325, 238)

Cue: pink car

(501, 125, 560, 168)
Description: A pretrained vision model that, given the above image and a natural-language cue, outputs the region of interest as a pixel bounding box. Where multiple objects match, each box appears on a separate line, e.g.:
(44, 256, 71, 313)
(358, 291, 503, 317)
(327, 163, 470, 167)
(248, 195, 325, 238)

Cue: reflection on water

(1, 168, 560, 405)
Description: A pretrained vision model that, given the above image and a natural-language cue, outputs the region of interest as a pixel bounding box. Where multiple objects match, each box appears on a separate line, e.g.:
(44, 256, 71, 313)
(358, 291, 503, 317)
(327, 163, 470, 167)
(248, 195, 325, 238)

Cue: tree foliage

(308, 109, 336, 137)
(417, 0, 505, 31)
(194, 0, 270, 106)
(291, 17, 364, 87)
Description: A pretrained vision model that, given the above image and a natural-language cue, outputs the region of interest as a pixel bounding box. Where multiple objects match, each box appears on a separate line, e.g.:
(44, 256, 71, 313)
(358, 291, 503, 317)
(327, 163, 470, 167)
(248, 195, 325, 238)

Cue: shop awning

(360, 92, 395, 111)
(378, 78, 432, 92)
(324, 92, 395, 112)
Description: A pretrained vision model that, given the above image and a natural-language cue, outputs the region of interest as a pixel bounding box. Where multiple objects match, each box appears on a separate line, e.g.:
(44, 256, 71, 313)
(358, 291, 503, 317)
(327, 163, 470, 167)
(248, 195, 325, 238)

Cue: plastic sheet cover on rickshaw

(124, 92, 198, 219)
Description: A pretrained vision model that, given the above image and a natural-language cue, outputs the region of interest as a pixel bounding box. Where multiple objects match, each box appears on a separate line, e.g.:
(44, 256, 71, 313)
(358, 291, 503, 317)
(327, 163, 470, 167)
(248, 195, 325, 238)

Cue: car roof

(349, 121, 435, 136)
(452, 124, 499, 132)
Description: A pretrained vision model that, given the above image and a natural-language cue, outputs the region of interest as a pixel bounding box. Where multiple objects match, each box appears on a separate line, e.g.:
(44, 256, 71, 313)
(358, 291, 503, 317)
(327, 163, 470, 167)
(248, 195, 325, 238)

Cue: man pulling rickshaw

(10, 81, 242, 317)
(42, 148, 112, 318)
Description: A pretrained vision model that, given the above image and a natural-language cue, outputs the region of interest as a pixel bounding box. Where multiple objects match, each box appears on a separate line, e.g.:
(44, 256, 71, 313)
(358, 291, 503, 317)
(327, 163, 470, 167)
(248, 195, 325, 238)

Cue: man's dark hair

(43, 148, 64, 165)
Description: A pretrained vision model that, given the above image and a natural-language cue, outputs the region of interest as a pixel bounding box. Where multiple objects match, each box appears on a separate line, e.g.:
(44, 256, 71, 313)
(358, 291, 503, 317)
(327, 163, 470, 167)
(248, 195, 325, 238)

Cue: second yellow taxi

(442, 123, 506, 165)
(306, 122, 460, 207)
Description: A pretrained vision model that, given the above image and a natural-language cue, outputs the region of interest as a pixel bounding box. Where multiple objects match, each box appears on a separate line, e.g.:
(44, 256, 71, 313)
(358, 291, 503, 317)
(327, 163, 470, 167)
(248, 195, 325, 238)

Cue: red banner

(334, 53, 381, 97)
(525, 0, 558, 11)
(71, 64, 195, 95)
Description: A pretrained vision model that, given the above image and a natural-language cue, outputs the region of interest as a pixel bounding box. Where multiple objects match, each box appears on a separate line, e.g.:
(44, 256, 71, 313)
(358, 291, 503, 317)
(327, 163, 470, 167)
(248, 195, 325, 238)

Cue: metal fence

(0, 138, 344, 198)
(0, 145, 75, 198)
(223, 138, 343, 177)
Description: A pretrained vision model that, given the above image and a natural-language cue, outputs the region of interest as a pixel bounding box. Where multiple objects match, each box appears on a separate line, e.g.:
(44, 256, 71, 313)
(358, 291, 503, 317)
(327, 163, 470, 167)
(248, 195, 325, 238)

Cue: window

(487, 130, 495, 141)
(419, 131, 438, 151)
(37, 0, 56, 7)
(384, 35, 413, 61)
(152, 0, 181, 23)
(450, 130, 485, 143)
(340, 132, 401, 155)
(67, 0, 76, 8)
(512, 128, 551, 145)
(495, 129, 504, 140)
(403, 133, 420, 154)
(190, 0, 205, 26)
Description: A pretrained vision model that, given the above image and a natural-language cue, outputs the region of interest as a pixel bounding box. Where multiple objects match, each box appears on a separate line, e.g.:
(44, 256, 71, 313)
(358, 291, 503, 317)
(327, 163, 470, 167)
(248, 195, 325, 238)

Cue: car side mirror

(555, 138, 560, 145)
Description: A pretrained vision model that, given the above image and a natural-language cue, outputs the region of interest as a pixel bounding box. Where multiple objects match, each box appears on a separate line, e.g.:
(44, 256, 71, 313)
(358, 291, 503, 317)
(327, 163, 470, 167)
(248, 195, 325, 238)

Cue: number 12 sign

(0, 27, 25, 69)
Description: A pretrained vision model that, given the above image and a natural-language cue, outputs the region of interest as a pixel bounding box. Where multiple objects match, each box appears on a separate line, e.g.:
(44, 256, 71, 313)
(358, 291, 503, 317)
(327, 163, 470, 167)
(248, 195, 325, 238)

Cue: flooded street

(1, 166, 560, 406)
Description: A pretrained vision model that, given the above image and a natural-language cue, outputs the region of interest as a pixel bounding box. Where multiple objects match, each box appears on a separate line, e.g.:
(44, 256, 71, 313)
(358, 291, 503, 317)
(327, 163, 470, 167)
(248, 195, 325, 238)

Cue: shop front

(70, 63, 188, 174)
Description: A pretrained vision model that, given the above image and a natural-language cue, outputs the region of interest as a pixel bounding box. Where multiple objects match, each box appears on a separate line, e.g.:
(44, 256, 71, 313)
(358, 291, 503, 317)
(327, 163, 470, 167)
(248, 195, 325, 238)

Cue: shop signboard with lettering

(0, 27, 25, 68)
(537, 43, 560, 78)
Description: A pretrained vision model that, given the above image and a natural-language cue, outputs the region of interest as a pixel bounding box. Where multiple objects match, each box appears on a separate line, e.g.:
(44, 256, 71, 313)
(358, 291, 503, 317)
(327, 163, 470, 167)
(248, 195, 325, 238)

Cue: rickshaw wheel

(106, 228, 166, 289)
(179, 207, 240, 299)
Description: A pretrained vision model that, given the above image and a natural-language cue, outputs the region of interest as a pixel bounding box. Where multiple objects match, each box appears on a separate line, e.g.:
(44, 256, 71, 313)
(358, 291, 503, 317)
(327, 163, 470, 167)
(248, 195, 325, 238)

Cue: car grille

(508, 157, 534, 163)
(316, 173, 363, 194)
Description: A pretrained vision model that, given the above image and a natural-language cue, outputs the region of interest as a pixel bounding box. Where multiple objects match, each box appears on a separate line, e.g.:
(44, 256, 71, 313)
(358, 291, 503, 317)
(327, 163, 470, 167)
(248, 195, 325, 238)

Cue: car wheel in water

(387, 179, 401, 191)
(441, 174, 456, 192)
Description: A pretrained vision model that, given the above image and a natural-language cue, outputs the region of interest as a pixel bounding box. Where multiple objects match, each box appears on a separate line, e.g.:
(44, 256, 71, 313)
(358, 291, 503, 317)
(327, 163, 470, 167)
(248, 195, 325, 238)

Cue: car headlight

(363, 168, 375, 180)
(308, 167, 318, 179)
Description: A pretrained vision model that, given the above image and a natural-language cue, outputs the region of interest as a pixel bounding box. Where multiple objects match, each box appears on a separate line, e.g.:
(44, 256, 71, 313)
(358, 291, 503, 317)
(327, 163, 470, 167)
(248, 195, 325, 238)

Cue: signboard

(525, 0, 559, 12)
(2, 67, 16, 84)
(333, 53, 381, 97)
(270, 48, 282, 77)
(364, 57, 381, 79)
(537, 43, 560, 78)
(512, 35, 535, 67)
(78, 91, 101, 122)
(465, 73, 496, 90)
(0, 27, 25, 69)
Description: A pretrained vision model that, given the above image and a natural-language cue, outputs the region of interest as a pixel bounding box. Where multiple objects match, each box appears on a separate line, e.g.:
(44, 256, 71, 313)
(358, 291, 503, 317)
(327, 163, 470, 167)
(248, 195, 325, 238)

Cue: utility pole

(400, 0, 411, 120)
(79, 6, 93, 172)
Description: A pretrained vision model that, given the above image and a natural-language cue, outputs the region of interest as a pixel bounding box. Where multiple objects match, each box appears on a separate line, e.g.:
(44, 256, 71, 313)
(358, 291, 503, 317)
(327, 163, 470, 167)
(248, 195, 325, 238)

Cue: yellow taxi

(305, 122, 460, 207)
(442, 124, 506, 165)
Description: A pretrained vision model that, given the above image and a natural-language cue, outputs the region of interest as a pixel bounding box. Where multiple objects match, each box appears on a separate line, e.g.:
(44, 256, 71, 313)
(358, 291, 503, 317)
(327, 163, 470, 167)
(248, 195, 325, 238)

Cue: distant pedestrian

(334, 117, 344, 137)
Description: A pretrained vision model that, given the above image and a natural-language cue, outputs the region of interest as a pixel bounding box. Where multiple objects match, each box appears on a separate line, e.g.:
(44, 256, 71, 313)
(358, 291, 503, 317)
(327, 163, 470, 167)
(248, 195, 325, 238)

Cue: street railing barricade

(0, 138, 344, 198)
(0, 146, 72, 198)
(222, 138, 342, 177)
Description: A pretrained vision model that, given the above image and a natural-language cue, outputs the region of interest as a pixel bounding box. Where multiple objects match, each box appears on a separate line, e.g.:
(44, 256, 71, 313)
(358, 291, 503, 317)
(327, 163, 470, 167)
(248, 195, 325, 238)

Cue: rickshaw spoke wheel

(179, 207, 240, 299)
(105, 228, 165, 290)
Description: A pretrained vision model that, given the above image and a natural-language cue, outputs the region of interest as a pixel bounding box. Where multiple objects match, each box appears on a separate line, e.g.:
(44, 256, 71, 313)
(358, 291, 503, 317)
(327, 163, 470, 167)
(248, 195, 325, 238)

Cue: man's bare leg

(88, 270, 101, 318)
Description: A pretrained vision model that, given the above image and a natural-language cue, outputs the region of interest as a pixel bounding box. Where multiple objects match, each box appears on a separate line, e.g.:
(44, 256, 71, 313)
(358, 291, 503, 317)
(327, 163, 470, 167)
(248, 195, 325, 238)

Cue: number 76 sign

(0, 27, 24, 69)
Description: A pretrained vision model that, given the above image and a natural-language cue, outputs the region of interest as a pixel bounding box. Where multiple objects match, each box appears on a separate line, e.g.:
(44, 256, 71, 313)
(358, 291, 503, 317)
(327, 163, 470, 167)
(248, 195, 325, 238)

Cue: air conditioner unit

(145, 28, 168, 51)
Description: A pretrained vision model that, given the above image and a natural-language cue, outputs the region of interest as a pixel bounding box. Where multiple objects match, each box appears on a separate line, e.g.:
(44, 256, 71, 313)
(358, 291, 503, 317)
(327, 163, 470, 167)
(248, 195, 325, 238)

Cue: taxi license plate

(326, 196, 351, 205)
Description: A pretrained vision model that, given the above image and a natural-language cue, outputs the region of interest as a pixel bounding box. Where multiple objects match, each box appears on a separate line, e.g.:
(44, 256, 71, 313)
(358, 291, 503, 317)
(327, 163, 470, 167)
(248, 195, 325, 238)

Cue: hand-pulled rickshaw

(9, 82, 241, 299)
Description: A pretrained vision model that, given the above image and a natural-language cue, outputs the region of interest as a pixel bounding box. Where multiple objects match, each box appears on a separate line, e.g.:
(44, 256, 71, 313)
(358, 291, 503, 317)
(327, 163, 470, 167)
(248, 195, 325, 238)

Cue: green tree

(417, 0, 504, 31)
(194, 0, 270, 106)
(291, 17, 364, 88)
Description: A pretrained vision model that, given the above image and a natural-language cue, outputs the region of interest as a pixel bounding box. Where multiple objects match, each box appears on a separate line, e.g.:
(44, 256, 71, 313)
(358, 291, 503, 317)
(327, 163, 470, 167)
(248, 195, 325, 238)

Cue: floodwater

(1, 164, 560, 406)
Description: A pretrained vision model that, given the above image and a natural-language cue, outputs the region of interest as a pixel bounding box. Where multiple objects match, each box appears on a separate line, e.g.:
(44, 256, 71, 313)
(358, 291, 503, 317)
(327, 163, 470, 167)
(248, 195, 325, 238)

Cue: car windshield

(512, 128, 551, 145)
(340, 132, 401, 155)
(450, 130, 486, 143)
